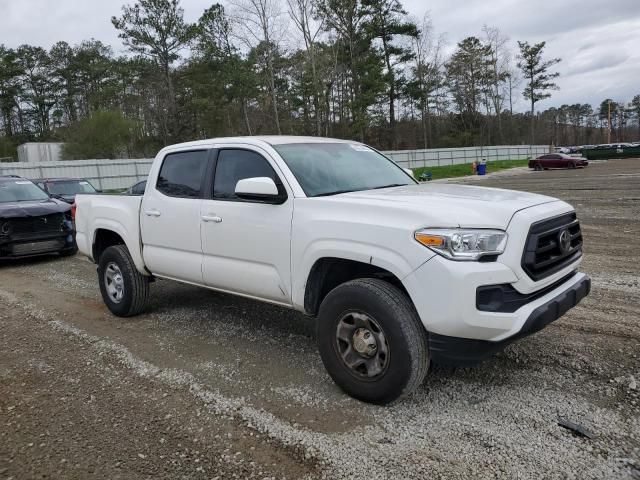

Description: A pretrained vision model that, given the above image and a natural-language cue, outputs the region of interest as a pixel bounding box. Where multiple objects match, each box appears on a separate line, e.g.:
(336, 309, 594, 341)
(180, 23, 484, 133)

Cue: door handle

(201, 215, 222, 223)
(144, 209, 161, 217)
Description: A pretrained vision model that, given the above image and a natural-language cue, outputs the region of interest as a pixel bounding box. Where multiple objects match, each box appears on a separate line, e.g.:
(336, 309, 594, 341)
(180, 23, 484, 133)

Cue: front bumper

(401, 200, 589, 366)
(0, 230, 75, 259)
(402, 246, 589, 366)
(428, 274, 590, 366)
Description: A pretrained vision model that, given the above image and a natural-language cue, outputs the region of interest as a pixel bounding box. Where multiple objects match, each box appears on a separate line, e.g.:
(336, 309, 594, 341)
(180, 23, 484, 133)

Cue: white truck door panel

(141, 150, 209, 283)
(201, 148, 293, 304)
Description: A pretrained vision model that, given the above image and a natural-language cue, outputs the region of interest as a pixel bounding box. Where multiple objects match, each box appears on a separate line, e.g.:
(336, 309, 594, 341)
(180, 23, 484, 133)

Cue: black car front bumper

(0, 221, 76, 259)
(428, 275, 591, 367)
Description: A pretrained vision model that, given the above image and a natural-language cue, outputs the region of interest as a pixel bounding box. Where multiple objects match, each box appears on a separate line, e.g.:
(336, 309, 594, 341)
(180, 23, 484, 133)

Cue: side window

(156, 150, 209, 198)
(213, 149, 283, 200)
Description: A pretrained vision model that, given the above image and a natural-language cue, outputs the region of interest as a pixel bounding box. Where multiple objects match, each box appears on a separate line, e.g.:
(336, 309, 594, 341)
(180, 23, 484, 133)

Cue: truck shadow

(148, 278, 317, 339)
(147, 278, 526, 388)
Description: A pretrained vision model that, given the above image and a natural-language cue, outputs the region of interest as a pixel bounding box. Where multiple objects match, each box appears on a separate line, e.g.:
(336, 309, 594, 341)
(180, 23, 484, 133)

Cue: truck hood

(335, 183, 559, 229)
(0, 198, 71, 218)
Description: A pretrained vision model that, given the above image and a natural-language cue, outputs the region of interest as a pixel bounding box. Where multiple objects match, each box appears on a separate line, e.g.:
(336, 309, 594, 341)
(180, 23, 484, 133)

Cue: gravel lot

(1, 158, 639, 479)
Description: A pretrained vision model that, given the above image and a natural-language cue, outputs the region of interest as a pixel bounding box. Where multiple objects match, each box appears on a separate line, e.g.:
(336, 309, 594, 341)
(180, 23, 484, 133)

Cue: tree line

(0, 0, 638, 160)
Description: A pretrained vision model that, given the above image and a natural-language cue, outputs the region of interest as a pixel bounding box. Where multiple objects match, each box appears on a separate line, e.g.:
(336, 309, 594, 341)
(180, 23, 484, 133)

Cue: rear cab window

(156, 150, 209, 198)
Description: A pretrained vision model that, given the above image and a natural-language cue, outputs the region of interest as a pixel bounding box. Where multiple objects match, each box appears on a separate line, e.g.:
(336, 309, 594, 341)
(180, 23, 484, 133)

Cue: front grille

(522, 213, 583, 281)
(5, 213, 65, 239)
(12, 239, 65, 255)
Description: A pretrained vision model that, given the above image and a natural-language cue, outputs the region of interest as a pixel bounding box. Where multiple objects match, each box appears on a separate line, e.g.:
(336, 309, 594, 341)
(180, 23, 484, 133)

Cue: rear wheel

(569, 162, 577, 169)
(316, 278, 429, 405)
(97, 245, 149, 317)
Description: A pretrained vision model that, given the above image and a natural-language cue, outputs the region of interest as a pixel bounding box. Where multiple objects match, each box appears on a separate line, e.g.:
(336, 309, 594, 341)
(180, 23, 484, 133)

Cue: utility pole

(607, 100, 611, 143)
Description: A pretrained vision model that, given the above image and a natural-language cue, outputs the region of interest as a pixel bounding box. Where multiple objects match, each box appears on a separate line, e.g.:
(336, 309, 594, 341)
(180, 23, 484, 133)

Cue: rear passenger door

(200, 147, 294, 305)
(538, 155, 552, 168)
(141, 149, 211, 283)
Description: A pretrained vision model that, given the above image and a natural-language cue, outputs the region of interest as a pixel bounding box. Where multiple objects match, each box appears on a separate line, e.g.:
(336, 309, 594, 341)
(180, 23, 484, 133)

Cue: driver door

(200, 147, 294, 305)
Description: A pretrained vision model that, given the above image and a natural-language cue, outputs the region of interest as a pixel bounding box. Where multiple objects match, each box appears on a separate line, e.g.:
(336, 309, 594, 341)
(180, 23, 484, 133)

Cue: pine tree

(517, 41, 560, 144)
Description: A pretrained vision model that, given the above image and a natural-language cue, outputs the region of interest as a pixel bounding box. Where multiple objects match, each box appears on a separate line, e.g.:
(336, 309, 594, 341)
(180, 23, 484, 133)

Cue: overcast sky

(2, 0, 638, 112)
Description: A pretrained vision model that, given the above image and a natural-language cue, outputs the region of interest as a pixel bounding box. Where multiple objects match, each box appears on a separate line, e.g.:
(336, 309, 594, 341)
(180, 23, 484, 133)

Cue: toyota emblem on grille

(558, 229, 571, 253)
(42, 217, 48, 224)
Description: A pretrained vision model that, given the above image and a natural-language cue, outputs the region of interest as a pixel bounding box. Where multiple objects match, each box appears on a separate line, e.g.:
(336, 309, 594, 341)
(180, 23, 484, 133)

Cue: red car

(529, 154, 589, 171)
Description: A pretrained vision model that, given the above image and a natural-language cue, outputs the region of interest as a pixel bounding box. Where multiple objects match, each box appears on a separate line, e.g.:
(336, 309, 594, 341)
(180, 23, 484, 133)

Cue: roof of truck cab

(158, 136, 357, 153)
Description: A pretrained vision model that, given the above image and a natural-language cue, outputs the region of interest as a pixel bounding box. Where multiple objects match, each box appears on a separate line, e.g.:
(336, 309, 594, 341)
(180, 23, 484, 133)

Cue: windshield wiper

(370, 183, 409, 190)
(312, 188, 364, 197)
(313, 184, 410, 197)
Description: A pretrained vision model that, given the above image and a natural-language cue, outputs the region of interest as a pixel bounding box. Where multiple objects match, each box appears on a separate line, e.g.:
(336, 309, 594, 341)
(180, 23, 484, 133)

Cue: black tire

(569, 162, 577, 169)
(59, 245, 78, 257)
(534, 163, 543, 171)
(97, 245, 149, 317)
(316, 278, 429, 405)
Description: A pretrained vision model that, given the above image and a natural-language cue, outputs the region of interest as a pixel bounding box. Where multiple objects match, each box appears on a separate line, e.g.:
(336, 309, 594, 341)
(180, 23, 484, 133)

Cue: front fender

(291, 238, 434, 310)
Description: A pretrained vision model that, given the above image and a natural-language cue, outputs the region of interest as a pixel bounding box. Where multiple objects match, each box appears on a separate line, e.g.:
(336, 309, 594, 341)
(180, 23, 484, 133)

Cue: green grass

(412, 159, 529, 181)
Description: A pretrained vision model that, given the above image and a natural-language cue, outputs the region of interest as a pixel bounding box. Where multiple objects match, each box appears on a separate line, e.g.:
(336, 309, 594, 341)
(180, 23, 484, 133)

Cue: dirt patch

(0, 297, 318, 479)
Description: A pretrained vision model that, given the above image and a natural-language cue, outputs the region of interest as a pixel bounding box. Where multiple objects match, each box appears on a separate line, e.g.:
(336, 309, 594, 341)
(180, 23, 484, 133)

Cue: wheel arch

(303, 257, 410, 316)
(90, 221, 147, 275)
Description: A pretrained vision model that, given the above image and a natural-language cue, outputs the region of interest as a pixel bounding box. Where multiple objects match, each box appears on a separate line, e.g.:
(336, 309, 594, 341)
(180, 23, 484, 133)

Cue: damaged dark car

(0, 176, 77, 259)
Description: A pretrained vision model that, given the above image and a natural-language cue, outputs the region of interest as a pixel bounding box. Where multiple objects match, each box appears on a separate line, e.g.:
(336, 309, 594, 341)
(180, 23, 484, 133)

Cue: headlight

(414, 228, 507, 261)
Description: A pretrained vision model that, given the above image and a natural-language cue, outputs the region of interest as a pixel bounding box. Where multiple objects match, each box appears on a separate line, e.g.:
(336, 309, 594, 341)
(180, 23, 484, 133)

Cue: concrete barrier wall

(0, 145, 549, 190)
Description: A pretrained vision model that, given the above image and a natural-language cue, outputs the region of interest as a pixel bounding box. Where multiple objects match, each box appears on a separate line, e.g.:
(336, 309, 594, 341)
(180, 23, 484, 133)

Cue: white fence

(385, 145, 550, 169)
(0, 158, 154, 191)
(0, 145, 549, 190)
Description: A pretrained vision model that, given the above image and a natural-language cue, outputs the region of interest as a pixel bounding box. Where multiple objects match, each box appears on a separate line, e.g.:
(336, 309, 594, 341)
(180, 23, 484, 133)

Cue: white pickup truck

(75, 136, 590, 404)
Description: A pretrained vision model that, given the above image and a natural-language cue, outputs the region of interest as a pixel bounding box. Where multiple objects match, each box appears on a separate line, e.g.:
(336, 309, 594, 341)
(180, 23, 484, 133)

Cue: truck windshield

(47, 180, 97, 195)
(273, 143, 415, 197)
(0, 180, 50, 203)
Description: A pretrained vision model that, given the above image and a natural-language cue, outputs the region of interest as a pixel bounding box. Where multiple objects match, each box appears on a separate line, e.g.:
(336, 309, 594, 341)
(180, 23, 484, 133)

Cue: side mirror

(235, 177, 284, 204)
(403, 168, 414, 178)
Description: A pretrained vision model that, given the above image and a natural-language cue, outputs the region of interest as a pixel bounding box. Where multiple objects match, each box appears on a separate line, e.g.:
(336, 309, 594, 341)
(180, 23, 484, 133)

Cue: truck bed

(74, 194, 146, 273)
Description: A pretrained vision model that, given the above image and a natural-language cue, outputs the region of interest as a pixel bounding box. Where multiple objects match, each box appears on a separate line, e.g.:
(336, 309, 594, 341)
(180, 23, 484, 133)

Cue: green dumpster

(582, 146, 640, 160)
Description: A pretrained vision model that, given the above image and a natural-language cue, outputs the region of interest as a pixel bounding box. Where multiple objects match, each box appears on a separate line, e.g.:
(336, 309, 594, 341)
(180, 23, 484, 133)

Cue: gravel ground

(1, 158, 639, 479)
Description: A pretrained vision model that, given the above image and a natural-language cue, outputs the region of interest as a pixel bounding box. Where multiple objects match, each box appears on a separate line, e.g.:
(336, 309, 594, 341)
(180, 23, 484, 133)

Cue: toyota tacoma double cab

(75, 137, 590, 404)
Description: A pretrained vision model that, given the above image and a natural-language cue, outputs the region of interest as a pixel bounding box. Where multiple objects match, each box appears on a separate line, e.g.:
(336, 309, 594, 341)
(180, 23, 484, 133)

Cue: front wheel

(316, 278, 429, 405)
(569, 162, 577, 169)
(534, 163, 543, 171)
(97, 245, 149, 317)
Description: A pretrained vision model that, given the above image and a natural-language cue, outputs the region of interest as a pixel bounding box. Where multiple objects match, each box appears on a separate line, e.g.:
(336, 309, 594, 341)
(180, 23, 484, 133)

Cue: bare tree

(229, 0, 285, 134)
(504, 65, 520, 116)
(409, 14, 445, 148)
(482, 25, 510, 143)
(287, 0, 323, 134)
